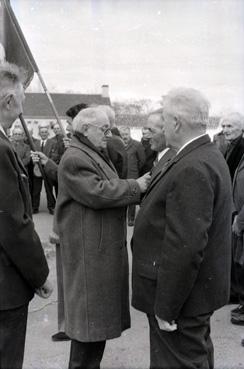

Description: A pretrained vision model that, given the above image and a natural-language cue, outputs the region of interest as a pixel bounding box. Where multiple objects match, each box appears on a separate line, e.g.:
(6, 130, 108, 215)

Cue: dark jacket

(125, 138, 145, 179)
(55, 134, 141, 342)
(49, 134, 66, 164)
(132, 135, 232, 322)
(0, 131, 49, 310)
(224, 135, 244, 181)
(107, 135, 128, 179)
(11, 140, 31, 168)
(140, 138, 157, 174)
(34, 138, 59, 166)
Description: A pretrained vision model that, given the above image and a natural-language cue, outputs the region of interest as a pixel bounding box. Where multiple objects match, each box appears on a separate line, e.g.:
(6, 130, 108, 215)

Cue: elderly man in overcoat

(55, 107, 150, 369)
(132, 88, 232, 369)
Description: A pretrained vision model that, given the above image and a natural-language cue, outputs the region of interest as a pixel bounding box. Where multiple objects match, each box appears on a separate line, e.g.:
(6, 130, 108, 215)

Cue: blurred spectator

(32, 125, 59, 214)
(140, 126, 157, 174)
(24, 125, 39, 208)
(221, 112, 244, 304)
(120, 126, 145, 226)
(97, 105, 128, 179)
(11, 127, 31, 170)
(231, 152, 244, 327)
(221, 113, 244, 181)
(213, 130, 228, 155)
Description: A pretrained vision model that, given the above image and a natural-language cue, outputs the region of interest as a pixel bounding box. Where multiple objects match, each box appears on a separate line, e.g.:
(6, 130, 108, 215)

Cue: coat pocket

(136, 260, 159, 280)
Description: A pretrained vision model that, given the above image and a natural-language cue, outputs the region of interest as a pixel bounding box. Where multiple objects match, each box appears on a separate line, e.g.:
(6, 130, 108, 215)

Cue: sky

(10, 0, 244, 115)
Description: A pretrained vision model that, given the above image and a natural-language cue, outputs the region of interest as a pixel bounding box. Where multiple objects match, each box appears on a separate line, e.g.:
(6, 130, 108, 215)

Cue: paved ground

(24, 195, 244, 369)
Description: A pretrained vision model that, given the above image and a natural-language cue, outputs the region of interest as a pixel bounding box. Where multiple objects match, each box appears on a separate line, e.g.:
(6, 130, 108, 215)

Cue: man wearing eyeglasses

(54, 107, 151, 369)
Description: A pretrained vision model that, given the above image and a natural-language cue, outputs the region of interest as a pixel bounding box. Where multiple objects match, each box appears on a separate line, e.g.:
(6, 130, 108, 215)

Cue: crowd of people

(1, 61, 244, 369)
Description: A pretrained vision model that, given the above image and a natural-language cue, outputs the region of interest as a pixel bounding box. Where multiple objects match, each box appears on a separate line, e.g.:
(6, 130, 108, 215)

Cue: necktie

(41, 141, 45, 152)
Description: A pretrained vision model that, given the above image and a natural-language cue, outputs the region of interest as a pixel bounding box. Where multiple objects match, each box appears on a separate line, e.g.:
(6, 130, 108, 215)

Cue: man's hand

(136, 172, 151, 193)
(49, 231, 60, 245)
(156, 315, 177, 332)
(35, 279, 53, 299)
(232, 215, 241, 236)
(31, 151, 48, 166)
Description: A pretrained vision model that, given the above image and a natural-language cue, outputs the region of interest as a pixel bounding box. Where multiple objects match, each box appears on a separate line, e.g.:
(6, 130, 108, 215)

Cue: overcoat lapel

(144, 135, 210, 199)
(71, 139, 117, 177)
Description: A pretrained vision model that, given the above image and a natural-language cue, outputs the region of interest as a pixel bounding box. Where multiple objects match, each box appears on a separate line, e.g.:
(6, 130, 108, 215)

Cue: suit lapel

(144, 135, 210, 199)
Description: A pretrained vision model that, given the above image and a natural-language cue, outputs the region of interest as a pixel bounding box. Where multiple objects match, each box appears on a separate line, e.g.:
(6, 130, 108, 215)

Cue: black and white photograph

(0, 0, 244, 368)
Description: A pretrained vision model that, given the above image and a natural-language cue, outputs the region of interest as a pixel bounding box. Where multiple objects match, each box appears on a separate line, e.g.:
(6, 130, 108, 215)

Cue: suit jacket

(224, 135, 244, 181)
(107, 135, 128, 179)
(125, 139, 145, 179)
(132, 135, 232, 321)
(11, 140, 31, 168)
(0, 131, 49, 310)
(35, 138, 59, 165)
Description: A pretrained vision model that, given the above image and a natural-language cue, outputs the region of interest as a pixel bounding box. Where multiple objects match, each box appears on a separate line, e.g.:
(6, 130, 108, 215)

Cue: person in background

(221, 112, 244, 304)
(0, 62, 52, 369)
(55, 107, 150, 369)
(140, 126, 157, 174)
(24, 124, 39, 208)
(120, 126, 146, 226)
(213, 129, 228, 155)
(97, 105, 128, 179)
(221, 113, 244, 181)
(32, 124, 59, 214)
(131, 87, 232, 369)
(11, 126, 31, 170)
(231, 151, 244, 331)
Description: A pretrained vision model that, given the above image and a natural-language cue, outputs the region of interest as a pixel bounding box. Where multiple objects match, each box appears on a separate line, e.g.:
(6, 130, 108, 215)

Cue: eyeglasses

(88, 124, 111, 137)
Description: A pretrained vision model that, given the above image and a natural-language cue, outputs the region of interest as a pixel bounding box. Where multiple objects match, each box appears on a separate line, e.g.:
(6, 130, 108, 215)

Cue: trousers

(147, 313, 213, 369)
(68, 340, 106, 369)
(0, 304, 28, 369)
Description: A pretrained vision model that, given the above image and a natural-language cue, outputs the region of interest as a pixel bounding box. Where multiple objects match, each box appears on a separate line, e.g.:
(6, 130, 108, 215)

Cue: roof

(115, 114, 220, 128)
(23, 92, 111, 119)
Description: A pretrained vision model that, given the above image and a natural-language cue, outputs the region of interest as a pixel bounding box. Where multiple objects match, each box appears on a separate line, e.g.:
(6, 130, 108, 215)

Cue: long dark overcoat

(55, 135, 141, 342)
(132, 135, 232, 322)
(0, 131, 49, 310)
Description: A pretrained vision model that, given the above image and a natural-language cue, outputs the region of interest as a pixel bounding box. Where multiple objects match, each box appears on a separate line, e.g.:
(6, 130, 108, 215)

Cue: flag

(0, 0, 38, 86)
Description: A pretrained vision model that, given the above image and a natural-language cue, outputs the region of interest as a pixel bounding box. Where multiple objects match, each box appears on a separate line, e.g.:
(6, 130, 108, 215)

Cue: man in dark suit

(32, 125, 59, 214)
(132, 87, 232, 369)
(0, 62, 52, 369)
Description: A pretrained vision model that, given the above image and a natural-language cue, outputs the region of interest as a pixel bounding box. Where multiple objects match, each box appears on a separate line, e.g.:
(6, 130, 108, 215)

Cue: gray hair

(220, 112, 244, 130)
(73, 107, 109, 133)
(0, 62, 26, 99)
(164, 87, 210, 129)
(96, 105, 115, 126)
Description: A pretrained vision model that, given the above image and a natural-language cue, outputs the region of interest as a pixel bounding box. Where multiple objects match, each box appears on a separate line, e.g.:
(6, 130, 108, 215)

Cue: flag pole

(3, 0, 66, 137)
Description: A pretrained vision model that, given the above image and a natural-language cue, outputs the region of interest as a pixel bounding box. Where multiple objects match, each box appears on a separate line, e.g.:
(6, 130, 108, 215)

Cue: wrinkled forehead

(221, 118, 243, 129)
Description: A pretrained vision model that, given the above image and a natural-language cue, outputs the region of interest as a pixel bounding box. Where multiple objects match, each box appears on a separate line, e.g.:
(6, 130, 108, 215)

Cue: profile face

(146, 114, 166, 152)
(221, 119, 243, 142)
(6, 83, 25, 127)
(85, 123, 110, 149)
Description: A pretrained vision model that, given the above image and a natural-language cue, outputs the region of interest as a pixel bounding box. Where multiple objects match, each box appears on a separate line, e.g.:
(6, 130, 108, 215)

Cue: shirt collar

(0, 123, 7, 137)
(177, 133, 207, 155)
